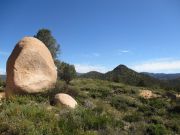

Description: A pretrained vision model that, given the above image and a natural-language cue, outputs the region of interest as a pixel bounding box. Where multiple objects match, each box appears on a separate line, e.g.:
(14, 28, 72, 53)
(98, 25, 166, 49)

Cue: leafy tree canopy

(34, 29, 60, 59)
(56, 61, 76, 84)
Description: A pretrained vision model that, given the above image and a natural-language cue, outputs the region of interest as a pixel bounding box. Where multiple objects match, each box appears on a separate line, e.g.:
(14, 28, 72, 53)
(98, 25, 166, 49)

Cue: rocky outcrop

(6, 37, 57, 96)
(139, 90, 158, 99)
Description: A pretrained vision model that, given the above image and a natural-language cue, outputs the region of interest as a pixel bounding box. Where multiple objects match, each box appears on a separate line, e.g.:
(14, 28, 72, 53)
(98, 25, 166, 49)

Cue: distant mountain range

(141, 72, 180, 80)
(79, 65, 161, 87)
(79, 64, 180, 91)
(1, 65, 180, 91)
(0, 75, 6, 81)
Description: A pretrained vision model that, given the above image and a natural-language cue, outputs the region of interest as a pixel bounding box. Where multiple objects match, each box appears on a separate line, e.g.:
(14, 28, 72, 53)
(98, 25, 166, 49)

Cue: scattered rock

(0, 92, 5, 101)
(54, 93, 77, 109)
(139, 90, 158, 99)
(6, 37, 57, 96)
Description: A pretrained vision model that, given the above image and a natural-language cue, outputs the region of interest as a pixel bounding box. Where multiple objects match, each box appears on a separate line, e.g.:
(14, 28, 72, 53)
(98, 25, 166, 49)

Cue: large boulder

(6, 37, 57, 96)
(54, 93, 78, 109)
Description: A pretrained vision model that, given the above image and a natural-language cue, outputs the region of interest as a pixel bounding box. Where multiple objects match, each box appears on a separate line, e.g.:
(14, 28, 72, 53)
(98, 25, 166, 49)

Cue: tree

(57, 61, 76, 84)
(54, 60, 61, 79)
(34, 29, 60, 59)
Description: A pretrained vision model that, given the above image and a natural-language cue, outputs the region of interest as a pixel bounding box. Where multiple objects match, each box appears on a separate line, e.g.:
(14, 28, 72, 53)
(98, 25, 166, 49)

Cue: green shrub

(165, 119, 180, 133)
(58, 107, 124, 134)
(138, 105, 155, 116)
(0, 94, 125, 135)
(149, 116, 163, 124)
(138, 98, 168, 116)
(148, 99, 167, 109)
(146, 124, 168, 135)
(110, 96, 138, 111)
(123, 112, 142, 122)
(0, 101, 60, 135)
(168, 105, 180, 114)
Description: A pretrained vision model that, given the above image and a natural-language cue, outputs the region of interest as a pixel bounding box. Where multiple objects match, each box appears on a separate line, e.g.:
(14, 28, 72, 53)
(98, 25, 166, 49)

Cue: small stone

(0, 92, 5, 101)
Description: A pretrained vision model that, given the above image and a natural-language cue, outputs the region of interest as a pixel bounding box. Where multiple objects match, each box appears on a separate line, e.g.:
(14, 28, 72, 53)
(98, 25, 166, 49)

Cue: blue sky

(0, 0, 180, 74)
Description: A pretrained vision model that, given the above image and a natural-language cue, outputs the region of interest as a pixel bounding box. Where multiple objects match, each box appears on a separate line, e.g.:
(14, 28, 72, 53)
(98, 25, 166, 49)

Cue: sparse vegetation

(1, 0, 179, 134)
(146, 124, 168, 135)
(0, 78, 179, 134)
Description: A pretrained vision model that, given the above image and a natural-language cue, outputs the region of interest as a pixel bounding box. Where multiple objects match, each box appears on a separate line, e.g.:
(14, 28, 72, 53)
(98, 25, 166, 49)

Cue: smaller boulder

(54, 93, 77, 109)
(0, 92, 5, 101)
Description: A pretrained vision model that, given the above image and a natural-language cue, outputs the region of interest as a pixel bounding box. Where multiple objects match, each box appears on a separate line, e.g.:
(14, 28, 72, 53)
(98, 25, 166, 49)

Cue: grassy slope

(0, 78, 179, 135)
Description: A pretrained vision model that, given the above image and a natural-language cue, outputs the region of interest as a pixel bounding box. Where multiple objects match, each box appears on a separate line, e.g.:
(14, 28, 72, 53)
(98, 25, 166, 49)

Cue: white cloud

(117, 50, 130, 55)
(75, 64, 108, 73)
(131, 58, 180, 73)
(121, 50, 129, 53)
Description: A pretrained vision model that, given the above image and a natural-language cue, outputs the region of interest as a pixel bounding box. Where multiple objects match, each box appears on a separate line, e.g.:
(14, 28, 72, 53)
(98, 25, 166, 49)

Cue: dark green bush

(138, 98, 168, 116)
(149, 116, 163, 124)
(138, 105, 155, 116)
(168, 105, 180, 114)
(0, 101, 60, 135)
(148, 99, 167, 109)
(58, 107, 124, 134)
(123, 112, 142, 122)
(146, 124, 168, 135)
(87, 87, 112, 99)
(165, 119, 180, 133)
(110, 96, 138, 111)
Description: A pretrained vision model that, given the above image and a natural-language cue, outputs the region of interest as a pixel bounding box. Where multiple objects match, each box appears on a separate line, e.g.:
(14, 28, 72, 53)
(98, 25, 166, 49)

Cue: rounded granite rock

(54, 93, 78, 109)
(6, 37, 57, 96)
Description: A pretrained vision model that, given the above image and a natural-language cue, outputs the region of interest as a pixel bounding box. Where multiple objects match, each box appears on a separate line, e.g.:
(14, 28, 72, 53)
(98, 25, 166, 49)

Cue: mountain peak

(113, 64, 128, 71)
